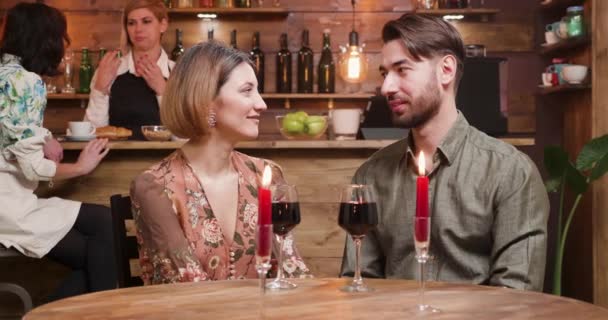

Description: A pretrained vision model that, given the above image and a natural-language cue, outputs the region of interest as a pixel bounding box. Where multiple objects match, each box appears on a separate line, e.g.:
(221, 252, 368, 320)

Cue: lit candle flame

(262, 165, 272, 187)
(418, 151, 425, 176)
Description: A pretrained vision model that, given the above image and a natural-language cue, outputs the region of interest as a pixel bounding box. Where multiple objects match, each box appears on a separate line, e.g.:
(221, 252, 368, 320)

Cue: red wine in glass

(272, 202, 301, 236)
(338, 202, 378, 237)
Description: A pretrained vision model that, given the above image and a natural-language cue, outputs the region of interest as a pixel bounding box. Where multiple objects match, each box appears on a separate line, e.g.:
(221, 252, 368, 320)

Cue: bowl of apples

(276, 111, 328, 140)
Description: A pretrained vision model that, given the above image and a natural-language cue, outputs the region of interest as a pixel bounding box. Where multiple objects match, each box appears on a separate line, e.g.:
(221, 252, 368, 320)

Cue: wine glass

(414, 216, 440, 313)
(255, 224, 273, 295)
(338, 184, 378, 292)
(61, 49, 75, 94)
(267, 184, 301, 290)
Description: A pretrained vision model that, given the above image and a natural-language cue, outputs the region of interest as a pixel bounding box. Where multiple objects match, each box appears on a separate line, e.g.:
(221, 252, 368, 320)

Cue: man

(340, 14, 549, 291)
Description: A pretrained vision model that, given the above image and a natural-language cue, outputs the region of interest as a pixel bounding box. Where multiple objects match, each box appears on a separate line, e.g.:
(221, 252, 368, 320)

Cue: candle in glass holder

(257, 166, 272, 257)
(415, 151, 429, 241)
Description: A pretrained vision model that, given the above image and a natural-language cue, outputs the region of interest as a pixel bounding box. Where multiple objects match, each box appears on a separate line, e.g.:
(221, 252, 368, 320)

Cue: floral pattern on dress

(0, 54, 47, 150)
(131, 150, 311, 284)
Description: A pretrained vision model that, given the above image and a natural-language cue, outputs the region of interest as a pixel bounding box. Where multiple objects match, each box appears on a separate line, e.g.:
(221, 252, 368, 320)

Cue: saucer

(65, 134, 96, 142)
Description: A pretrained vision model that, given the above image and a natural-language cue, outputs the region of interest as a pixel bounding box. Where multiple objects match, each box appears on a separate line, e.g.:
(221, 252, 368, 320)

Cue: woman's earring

(208, 112, 217, 128)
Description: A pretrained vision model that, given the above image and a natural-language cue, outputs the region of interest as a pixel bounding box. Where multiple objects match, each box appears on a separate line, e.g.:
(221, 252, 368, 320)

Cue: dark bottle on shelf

(297, 29, 314, 93)
(317, 30, 335, 93)
(276, 33, 292, 93)
(171, 29, 185, 61)
(235, 0, 251, 8)
(207, 28, 214, 41)
(230, 29, 238, 49)
(250, 31, 265, 93)
(79, 48, 93, 94)
(163, 0, 172, 8)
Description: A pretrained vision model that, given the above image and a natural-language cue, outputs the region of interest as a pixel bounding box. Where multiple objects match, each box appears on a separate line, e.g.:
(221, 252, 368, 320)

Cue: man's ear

(438, 54, 458, 89)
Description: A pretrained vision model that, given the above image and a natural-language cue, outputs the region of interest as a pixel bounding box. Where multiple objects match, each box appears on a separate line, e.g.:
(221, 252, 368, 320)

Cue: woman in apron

(0, 3, 116, 301)
(85, 0, 175, 140)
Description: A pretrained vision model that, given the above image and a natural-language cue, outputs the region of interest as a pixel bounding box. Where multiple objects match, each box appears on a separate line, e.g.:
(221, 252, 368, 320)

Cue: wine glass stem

(258, 269, 267, 294)
(276, 235, 285, 281)
(418, 259, 426, 308)
(353, 236, 363, 286)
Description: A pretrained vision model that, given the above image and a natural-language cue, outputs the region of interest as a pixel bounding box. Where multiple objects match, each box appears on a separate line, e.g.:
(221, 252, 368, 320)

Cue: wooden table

(24, 278, 608, 319)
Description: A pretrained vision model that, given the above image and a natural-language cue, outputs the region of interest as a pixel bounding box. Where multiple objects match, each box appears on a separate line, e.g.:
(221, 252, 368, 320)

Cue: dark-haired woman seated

(0, 3, 116, 300)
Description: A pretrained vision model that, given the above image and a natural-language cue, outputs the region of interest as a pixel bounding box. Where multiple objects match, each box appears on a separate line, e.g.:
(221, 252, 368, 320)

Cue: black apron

(109, 72, 161, 140)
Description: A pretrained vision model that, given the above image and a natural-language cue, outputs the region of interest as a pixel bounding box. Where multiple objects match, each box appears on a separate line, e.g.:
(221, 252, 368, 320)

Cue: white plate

(65, 134, 96, 142)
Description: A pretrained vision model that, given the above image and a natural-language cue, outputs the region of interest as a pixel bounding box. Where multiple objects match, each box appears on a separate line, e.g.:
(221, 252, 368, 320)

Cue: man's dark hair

(382, 14, 465, 91)
(0, 2, 70, 76)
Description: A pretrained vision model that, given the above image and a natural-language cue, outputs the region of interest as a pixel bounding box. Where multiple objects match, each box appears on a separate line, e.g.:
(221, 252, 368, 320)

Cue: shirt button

(230, 269, 235, 274)
(230, 257, 235, 262)
(229, 251, 235, 257)
(229, 264, 235, 269)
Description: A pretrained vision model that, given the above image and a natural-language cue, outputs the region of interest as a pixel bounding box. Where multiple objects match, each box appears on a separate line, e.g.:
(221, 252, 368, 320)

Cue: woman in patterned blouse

(0, 3, 116, 300)
(130, 41, 310, 284)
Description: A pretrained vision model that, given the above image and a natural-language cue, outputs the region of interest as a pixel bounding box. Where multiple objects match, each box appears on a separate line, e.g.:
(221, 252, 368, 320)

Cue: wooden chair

(110, 195, 143, 288)
(0, 245, 33, 313)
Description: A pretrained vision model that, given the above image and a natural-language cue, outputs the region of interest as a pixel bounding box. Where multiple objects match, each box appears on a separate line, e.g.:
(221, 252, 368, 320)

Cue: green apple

(305, 115, 326, 125)
(293, 111, 309, 123)
(282, 118, 304, 133)
(306, 121, 326, 136)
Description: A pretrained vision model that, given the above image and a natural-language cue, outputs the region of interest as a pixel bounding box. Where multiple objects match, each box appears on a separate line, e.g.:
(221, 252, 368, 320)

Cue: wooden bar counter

(24, 278, 608, 319)
(36, 138, 534, 278)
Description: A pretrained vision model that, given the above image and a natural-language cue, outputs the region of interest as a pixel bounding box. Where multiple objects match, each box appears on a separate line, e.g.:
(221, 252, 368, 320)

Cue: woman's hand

(93, 50, 122, 94)
(43, 137, 63, 163)
(76, 138, 110, 175)
(135, 54, 166, 96)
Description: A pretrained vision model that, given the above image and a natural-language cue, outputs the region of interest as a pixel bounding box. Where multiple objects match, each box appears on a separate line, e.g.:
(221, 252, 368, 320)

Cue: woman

(0, 3, 116, 300)
(131, 41, 310, 284)
(85, 0, 174, 140)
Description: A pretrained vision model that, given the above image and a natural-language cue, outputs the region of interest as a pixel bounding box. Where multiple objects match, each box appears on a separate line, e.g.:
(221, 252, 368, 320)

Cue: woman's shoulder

(232, 151, 284, 180)
(133, 151, 183, 187)
(0, 56, 44, 95)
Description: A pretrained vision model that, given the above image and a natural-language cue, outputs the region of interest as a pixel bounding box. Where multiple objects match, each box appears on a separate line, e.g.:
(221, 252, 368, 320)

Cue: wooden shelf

(540, 0, 584, 12)
(415, 8, 500, 16)
(537, 83, 590, 95)
(540, 35, 590, 55)
(47, 93, 372, 100)
(168, 7, 289, 17)
(59, 137, 533, 150)
(261, 93, 372, 99)
(47, 93, 89, 100)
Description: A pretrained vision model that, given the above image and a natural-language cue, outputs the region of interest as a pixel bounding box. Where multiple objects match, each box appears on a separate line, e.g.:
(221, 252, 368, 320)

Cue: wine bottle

(171, 29, 185, 61)
(230, 29, 238, 49)
(250, 31, 265, 93)
(208, 28, 214, 41)
(79, 48, 93, 94)
(297, 29, 314, 93)
(276, 33, 292, 93)
(318, 30, 335, 93)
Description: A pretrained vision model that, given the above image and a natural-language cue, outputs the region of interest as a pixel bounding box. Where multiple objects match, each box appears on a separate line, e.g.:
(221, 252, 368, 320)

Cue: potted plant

(544, 134, 608, 295)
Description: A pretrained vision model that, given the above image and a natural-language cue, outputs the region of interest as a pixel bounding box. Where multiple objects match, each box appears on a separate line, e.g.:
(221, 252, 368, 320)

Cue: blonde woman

(85, 0, 174, 139)
(130, 41, 310, 284)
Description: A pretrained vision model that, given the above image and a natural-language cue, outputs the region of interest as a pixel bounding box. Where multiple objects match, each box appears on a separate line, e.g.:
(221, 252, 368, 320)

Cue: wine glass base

(266, 279, 297, 290)
(340, 283, 374, 293)
(416, 304, 441, 313)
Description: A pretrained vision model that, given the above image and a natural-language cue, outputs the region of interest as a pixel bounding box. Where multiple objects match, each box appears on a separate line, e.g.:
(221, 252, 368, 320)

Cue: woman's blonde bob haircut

(161, 41, 253, 139)
(120, 0, 168, 51)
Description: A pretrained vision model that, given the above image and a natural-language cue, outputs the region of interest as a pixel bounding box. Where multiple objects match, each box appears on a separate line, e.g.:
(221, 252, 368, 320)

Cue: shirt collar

(0, 53, 21, 65)
(124, 49, 172, 78)
(404, 111, 470, 167)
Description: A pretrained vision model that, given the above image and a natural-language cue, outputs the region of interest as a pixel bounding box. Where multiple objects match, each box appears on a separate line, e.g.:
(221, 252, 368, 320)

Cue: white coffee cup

(331, 109, 361, 140)
(68, 121, 95, 137)
(544, 31, 559, 45)
(541, 73, 553, 86)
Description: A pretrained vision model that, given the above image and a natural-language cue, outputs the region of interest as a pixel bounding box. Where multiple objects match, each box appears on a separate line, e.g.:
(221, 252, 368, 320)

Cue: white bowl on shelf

(562, 65, 588, 84)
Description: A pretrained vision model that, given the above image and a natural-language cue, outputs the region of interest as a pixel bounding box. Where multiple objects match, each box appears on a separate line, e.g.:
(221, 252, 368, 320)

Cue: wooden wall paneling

(592, 0, 608, 307)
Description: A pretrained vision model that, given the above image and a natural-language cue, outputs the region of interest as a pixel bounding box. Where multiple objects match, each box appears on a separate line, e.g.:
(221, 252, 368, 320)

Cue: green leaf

(246, 184, 258, 198)
(233, 249, 244, 261)
(565, 164, 588, 195)
(245, 246, 255, 255)
(545, 176, 563, 193)
(591, 152, 608, 181)
(233, 233, 244, 246)
(245, 160, 259, 174)
(576, 134, 608, 171)
(544, 146, 569, 178)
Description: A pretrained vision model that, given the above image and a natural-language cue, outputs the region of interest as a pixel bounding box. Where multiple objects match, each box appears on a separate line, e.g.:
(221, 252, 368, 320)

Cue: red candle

(257, 166, 272, 257)
(415, 151, 429, 242)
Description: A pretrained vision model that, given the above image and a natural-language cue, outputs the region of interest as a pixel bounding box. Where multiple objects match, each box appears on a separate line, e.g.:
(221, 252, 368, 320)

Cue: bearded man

(340, 14, 549, 291)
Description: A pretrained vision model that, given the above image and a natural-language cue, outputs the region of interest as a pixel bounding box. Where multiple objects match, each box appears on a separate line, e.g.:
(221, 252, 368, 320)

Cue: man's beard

(391, 80, 441, 129)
